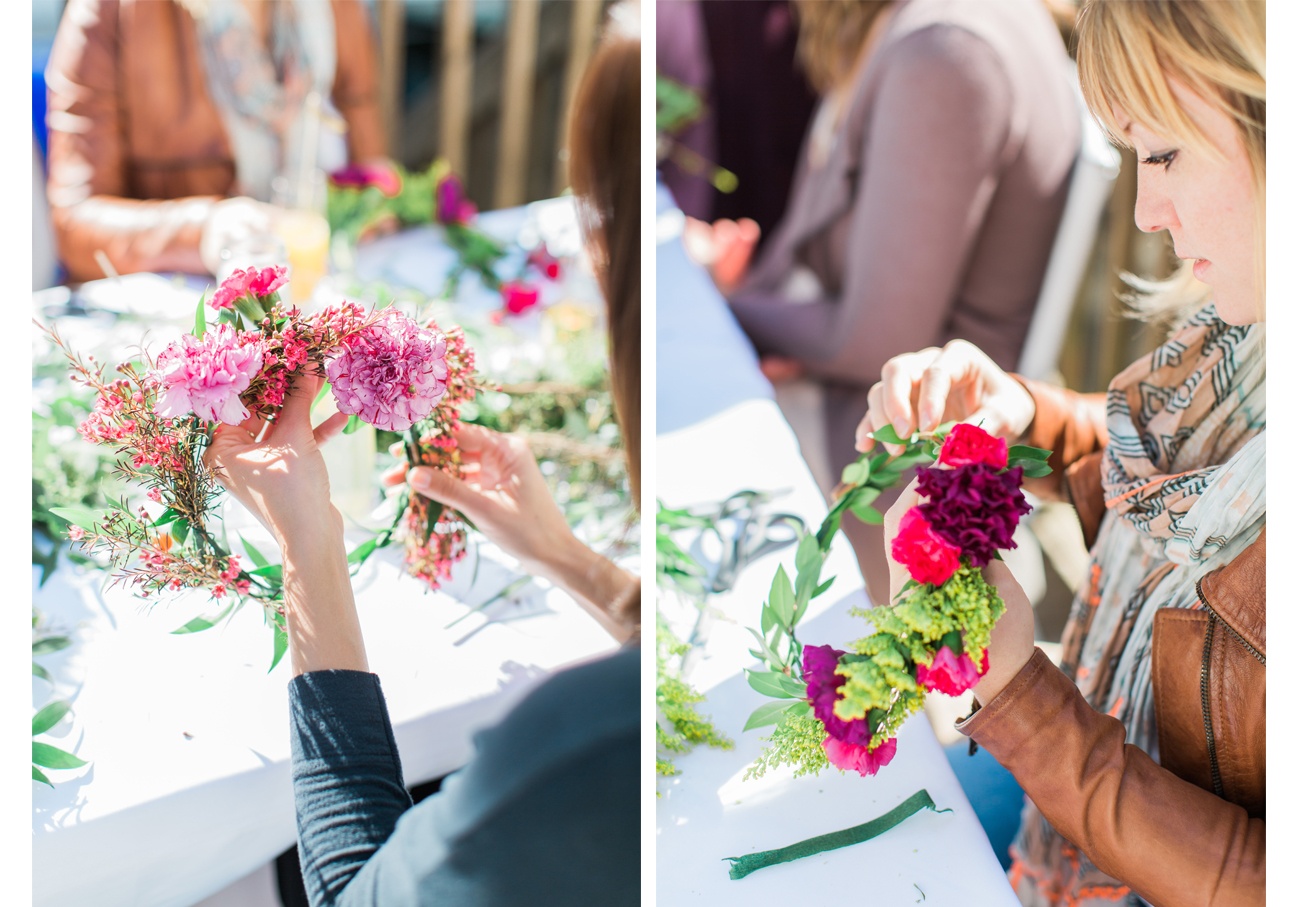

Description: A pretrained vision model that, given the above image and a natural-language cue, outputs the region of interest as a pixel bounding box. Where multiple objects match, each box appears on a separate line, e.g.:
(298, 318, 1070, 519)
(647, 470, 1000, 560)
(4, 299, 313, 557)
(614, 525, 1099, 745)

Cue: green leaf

(32, 741, 87, 770)
(812, 576, 837, 598)
(32, 662, 52, 683)
(759, 605, 776, 636)
(33, 766, 52, 786)
(269, 621, 289, 673)
(194, 291, 207, 339)
(769, 566, 795, 629)
(248, 564, 284, 581)
(745, 670, 802, 700)
(1020, 459, 1053, 478)
(746, 627, 785, 672)
(32, 636, 72, 656)
(48, 506, 105, 532)
(793, 533, 821, 575)
(32, 700, 72, 736)
(851, 502, 885, 525)
(171, 601, 236, 635)
(346, 537, 380, 566)
(152, 507, 180, 528)
(841, 459, 871, 486)
(743, 699, 800, 731)
(870, 424, 907, 446)
(1007, 444, 1052, 461)
(342, 414, 363, 435)
(888, 449, 933, 473)
(239, 534, 271, 569)
(170, 519, 190, 546)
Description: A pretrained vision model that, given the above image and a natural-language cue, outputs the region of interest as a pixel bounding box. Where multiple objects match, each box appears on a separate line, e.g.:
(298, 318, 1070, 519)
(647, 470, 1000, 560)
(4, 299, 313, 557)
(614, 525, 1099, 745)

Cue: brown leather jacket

(45, 0, 385, 282)
(956, 376, 1265, 906)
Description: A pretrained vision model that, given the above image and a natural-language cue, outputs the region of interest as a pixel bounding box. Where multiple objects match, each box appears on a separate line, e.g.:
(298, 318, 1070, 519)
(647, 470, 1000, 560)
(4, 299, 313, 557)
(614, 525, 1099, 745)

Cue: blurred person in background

(203, 3, 642, 904)
(859, 2, 1265, 902)
(44, 0, 386, 283)
(693, 0, 1079, 601)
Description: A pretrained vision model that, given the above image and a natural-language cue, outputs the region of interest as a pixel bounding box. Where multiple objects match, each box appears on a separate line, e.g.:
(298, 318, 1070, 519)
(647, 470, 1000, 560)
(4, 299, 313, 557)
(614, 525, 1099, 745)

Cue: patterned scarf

(1010, 304, 1266, 906)
(189, 0, 342, 202)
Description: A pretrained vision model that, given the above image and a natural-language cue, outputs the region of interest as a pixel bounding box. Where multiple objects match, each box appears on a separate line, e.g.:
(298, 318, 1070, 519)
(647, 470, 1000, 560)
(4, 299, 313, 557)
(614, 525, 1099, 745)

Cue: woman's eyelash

(1139, 150, 1178, 169)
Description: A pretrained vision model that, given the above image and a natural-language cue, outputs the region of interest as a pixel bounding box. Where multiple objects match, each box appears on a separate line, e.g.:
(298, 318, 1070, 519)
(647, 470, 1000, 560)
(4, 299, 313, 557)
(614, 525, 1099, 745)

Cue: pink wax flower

(331, 163, 402, 198)
(435, 173, 477, 225)
(890, 509, 962, 586)
(501, 281, 541, 315)
(916, 464, 1030, 567)
(67, 526, 86, 541)
(823, 735, 898, 777)
(152, 323, 265, 425)
(917, 646, 988, 696)
(938, 423, 1008, 470)
(325, 312, 450, 432)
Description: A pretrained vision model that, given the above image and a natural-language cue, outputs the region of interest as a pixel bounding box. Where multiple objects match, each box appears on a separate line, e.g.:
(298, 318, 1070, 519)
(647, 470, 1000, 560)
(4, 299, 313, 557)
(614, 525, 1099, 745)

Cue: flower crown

(742, 423, 1051, 780)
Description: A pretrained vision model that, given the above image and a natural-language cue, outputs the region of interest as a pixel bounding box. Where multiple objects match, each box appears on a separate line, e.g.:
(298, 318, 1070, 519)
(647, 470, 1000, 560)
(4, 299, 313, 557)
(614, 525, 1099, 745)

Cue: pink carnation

(211, 265, 287, 311)
(823, 735, 898, 777)
(916, 646, 988, 696)
(501, 281, 540, 315)
(938, 423, 1008, 469)
(890, 508, 962, 586)
(152, 323, 265, 425)
(326, 312, 450, 431)
(331, 163, 402, 197)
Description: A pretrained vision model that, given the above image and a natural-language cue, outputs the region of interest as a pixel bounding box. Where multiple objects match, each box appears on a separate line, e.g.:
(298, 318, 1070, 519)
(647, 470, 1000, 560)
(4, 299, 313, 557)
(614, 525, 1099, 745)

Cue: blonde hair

(792, 0, 895, 94)
(1075, 0, 1265, 323)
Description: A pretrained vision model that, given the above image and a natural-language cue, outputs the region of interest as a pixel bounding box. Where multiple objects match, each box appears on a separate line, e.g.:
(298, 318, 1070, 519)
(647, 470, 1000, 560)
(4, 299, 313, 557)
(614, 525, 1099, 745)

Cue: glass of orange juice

(272, 172, 331, 307)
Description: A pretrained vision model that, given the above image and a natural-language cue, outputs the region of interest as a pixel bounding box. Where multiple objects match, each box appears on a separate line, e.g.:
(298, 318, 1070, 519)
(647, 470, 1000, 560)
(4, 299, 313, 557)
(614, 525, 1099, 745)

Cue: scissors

(708, 490, 806, 594)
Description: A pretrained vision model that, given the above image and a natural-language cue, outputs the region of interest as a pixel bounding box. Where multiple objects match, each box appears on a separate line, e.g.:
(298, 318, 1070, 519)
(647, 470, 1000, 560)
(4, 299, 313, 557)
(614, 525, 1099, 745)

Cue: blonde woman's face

(1119, 80, 1259, 325)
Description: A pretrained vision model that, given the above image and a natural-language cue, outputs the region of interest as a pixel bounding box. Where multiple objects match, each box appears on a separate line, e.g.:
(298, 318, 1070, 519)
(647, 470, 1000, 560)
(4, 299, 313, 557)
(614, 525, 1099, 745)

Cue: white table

(654, 182, 1017, 904)
(31, 200, 626, 907)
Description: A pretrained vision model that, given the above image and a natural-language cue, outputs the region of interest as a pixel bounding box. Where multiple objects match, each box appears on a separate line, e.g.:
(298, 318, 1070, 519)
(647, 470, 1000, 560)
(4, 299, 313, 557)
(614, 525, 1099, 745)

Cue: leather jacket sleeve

(1013, 373, 1109, 546)
(332, 0, 386, 164)
(958, 648, 1265, 906)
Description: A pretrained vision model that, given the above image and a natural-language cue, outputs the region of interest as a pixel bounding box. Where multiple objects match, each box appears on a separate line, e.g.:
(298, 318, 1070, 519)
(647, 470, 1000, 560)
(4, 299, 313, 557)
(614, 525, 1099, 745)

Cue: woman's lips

(1193, 258, 1211, 280)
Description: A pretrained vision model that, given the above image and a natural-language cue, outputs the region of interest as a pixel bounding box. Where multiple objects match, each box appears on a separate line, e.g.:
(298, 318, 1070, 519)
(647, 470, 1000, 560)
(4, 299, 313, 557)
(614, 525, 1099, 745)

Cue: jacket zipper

(1193, 578, 1264, 801)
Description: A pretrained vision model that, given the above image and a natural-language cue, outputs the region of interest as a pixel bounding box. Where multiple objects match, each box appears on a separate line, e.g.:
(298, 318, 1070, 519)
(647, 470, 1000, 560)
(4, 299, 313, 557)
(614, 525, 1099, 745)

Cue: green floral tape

(723, 788, 950, 880)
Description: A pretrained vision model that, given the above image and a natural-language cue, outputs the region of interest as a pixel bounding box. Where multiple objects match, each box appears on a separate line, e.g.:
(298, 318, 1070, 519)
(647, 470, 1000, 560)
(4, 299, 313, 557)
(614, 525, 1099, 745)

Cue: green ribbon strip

(723, 788, 951, 880)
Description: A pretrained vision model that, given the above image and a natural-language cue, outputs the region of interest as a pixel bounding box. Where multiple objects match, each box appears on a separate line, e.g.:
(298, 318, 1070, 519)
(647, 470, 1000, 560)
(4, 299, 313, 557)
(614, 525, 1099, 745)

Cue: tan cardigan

(45, 0, 385, 282)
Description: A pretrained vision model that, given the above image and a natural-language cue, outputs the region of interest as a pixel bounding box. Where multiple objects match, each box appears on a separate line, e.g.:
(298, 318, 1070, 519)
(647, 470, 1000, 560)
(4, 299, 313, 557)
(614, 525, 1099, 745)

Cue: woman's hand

(682, 216, 760, 295)
(882, 478, 1036, 707)
(855, 340, 1036, 455)
(203, 374, 364, 674)
(386, 425, 639, 643)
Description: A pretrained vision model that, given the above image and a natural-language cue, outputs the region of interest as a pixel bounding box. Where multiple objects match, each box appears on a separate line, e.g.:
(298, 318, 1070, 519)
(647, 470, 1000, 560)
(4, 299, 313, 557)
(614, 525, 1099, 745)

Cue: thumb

(407, 465, 477, 512)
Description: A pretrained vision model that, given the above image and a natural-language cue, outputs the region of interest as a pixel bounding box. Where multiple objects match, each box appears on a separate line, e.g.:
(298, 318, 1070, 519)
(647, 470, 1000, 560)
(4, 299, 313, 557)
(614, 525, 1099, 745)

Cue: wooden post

(495, 0, 540, 208)
(441, 0, 476, 179)
(554, 0, 603, 195)
(378, 0, 407, 160)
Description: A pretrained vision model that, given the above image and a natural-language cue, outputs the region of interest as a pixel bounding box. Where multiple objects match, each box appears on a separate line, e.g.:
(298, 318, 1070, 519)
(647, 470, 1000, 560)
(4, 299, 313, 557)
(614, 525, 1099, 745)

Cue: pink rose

(938, 423, 1008, 470)
(890, 509, 962, 586)
(823, 735, 898, 777)
(916, 646, 988, 696)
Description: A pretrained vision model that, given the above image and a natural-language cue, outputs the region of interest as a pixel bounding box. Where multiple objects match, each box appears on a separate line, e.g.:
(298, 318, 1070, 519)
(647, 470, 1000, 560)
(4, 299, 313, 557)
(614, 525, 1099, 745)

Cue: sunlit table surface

(31, 198, 627, 907)
(654, 182, 1017, 904)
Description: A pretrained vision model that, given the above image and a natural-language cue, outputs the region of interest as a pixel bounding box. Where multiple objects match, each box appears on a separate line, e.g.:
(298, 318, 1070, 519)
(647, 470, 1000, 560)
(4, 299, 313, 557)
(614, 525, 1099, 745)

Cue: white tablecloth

(31, 200, 624, 907)
(654, 182, 1017, 904)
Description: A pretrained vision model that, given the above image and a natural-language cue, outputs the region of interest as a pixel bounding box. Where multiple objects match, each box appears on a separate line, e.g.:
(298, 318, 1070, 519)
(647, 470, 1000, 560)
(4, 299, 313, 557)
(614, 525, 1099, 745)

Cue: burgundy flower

(435, 174, 477, 225)
(890, 509, 962, 586)
(803, 644, 872, 747)
(916, 646, 988, 696)
(938, 423, 1008, 470)
(916, 464, 1030, 567)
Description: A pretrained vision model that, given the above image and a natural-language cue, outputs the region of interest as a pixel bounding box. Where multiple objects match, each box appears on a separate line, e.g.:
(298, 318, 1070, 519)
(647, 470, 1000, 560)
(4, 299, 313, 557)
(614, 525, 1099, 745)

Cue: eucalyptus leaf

(32, 742, 87, 770)
(743, 699, 799, 731)
(32, 700, 72, 736)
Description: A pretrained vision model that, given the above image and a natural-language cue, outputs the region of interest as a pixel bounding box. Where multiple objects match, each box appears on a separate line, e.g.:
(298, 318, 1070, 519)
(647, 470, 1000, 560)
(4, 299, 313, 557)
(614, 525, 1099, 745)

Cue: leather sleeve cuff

(955, 647, 1061, 751)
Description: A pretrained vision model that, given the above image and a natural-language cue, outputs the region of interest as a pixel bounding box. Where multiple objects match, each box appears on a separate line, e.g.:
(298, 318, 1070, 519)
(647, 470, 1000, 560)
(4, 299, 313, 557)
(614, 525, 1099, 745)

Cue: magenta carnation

(823, 735, 898, 777)
(916, 646, 987, 696)
(152, 324, 265, 425)
(915, 463, 1030, 567)
(891, 508, 963, 586)
(325, 313, 450, 431)
(501, 281, 541, 315)
(211, 265, 287, 311)
(331, 163, 402, 197)
(435, 174, 477, 225)
(938, 423, 1008, 469)
(803, 644, 872, 746)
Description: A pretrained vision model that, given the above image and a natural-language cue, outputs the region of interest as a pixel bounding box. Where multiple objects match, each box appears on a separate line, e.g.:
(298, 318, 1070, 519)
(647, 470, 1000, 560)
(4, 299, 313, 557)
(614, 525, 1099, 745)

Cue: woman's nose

(1133, 173, 1177, 234)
